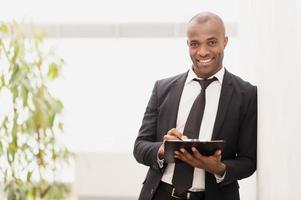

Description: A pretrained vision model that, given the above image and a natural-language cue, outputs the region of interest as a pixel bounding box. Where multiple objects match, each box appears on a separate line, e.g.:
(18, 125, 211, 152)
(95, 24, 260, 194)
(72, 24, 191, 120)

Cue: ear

(223, 36, 228, 48)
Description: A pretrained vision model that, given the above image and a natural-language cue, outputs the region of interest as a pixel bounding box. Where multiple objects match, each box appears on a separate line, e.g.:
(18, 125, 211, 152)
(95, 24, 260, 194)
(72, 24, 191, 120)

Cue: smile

(197, 58, 214, 64)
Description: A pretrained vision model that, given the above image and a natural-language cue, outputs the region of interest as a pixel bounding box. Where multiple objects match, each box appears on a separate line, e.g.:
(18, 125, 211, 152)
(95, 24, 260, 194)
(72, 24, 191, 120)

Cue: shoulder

(156, 71, 188, 86)
(151, 71, 188, 100)
(225, 70, 257, 94)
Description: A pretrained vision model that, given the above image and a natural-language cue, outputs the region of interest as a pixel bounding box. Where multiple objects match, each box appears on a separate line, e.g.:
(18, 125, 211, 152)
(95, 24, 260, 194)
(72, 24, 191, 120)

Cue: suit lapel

(212, 70, 234, 139)
(164, 72, 188, 129)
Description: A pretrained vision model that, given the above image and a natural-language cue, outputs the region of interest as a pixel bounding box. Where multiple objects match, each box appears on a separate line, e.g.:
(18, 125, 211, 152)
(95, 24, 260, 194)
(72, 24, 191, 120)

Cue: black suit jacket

(133, 69, 257, 200)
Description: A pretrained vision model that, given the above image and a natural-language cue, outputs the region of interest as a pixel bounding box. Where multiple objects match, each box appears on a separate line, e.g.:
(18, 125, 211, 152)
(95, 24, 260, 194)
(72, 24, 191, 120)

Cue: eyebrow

(188, 37, 217, 43)
(189, 40, 199, 43)
(207, 37, 218, 41)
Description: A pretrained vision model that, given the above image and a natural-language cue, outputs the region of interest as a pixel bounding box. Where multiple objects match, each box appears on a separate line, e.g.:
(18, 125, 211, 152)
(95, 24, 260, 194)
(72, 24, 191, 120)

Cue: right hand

(158, 128, 187, 159)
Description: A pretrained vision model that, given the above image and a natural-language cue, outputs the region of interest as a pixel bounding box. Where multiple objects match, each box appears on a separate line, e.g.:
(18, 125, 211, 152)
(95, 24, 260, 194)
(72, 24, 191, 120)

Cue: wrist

(158, 144, 164, 159)
(216, 162, 226, 176)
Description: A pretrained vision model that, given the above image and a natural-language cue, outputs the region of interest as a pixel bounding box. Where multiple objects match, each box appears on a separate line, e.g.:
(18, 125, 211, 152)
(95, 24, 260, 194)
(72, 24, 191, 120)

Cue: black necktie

(172, 77, 217, 194)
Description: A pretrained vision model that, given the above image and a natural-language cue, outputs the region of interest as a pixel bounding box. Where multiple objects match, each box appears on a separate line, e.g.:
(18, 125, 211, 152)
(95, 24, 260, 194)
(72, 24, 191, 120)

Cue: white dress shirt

(160, 67, 225, 191)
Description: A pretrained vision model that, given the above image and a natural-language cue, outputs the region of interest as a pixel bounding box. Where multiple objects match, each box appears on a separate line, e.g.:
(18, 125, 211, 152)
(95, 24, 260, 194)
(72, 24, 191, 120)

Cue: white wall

(237, 0, 301, 199)
(73, 152, 147, 200)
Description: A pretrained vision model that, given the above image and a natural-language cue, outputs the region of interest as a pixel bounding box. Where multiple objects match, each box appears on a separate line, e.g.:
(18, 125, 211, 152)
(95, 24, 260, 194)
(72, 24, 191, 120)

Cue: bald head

(187, 12, 226, 37)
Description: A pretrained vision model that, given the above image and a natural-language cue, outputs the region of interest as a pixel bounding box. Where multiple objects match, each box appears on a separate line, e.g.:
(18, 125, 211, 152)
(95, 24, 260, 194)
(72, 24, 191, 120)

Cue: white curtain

(238, 0, 301, 199)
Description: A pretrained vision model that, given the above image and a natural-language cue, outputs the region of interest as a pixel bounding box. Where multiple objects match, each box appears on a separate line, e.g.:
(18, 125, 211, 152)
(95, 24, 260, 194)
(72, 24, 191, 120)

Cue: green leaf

(11, 85, 19, 103)
(7, 184, 17, 200)
(8, 141, 17, 155)
(7, 145, 16, 163)
(12, 115, 19, 141)
(9, 64, 20, 85)
(0, 140, 3, 154)
(0, 73, 5, 87)
(12, 44, 20, 63)
(1, 116, 9, 131)
(48, 62, 59, 80)
(49, 114, 55, 128)
(54, 99, 64, 113)
(4, 169, 8, 184)
(58, 122, 64, 131)
(0, 23, 9, 34)
(26, 171, 33, 182)
(21, 86, 29, 106)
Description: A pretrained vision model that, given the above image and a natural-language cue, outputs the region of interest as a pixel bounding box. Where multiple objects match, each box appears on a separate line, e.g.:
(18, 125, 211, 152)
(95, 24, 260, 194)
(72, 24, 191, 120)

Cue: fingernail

(182, 135, 188, 140)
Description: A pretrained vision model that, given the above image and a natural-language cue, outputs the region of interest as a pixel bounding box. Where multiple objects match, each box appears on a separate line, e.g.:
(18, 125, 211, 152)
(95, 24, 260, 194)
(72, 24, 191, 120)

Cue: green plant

(0, 22, 73, 200)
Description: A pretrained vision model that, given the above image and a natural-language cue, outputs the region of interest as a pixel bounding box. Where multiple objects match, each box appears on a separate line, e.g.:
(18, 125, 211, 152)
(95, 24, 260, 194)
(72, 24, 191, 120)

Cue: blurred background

(1, 0, 301, 199)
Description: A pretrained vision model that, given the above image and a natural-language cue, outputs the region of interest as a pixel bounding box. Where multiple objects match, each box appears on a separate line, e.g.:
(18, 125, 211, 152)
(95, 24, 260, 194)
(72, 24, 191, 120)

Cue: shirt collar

(185, 67, 225, 85)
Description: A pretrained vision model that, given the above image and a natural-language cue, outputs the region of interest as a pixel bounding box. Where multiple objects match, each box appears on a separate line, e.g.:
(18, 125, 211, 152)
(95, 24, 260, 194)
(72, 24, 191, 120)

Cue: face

(187, 20, 228, 79)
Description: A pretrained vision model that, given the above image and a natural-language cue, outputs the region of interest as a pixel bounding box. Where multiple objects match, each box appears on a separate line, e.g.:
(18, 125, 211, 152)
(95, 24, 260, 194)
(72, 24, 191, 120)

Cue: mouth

(196, 58, 214, 65)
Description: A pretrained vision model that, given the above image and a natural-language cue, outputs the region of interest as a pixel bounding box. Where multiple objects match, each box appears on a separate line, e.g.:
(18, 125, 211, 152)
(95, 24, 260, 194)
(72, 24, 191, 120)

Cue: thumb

(214, 149, 222, 156)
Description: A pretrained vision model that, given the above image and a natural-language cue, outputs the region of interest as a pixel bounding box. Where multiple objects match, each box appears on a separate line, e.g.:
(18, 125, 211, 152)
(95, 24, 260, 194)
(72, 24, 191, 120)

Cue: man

(133, 12, 257, 200)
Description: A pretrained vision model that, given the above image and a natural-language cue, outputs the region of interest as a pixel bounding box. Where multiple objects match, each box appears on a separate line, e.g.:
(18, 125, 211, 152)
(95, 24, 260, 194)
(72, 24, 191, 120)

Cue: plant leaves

(48, 62, 59, 80)
(0, 21, 72, 200)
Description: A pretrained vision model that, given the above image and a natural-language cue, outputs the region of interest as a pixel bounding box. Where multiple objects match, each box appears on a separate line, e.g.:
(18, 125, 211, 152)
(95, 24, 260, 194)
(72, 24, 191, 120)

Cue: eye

(208, 40, 217, 46)
(189, 42, 199, 48)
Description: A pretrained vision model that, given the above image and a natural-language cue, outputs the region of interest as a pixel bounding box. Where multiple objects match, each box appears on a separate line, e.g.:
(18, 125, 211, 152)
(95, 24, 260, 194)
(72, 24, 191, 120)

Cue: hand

(174, 148, 226, 175)
(158, 128, 188, 159)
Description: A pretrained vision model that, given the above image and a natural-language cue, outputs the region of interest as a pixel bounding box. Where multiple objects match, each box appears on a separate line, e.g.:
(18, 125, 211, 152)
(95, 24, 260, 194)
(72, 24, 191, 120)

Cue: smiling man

(134, 12, 257, 200)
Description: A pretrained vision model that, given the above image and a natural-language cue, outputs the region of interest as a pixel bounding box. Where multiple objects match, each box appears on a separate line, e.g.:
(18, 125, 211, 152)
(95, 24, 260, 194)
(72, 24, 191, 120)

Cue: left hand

(174, 147, 226, 175)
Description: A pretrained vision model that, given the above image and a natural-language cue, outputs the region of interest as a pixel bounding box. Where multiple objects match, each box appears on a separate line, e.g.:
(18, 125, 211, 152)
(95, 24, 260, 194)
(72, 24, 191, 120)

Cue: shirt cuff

(157, 150, 164, 168)
(214, 171, 226, 183)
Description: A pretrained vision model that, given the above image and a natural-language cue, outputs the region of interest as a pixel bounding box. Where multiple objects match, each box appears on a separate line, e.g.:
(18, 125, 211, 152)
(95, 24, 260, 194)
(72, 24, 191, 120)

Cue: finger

(164, 129, 180, 140)
(182, 135, 188, 140)
(191, 147, 204, 159)
(213, 150, 222, 160)
(174, 149, 187, 160)
(178, 148, 206, 168)
(158, 144, 165, 158)
(177, 148, 197, 164)
(163, 134, 181, 141)
(167, 128, 176, 134)
(214, 149, 222, 156)
(167, 128, 184, 140)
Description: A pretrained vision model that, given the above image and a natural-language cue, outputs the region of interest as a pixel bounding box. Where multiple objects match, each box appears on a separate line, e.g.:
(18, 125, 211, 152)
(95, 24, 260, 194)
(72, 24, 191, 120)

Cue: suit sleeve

(133, 81, 163, 171)
(220, 86, 257, 185)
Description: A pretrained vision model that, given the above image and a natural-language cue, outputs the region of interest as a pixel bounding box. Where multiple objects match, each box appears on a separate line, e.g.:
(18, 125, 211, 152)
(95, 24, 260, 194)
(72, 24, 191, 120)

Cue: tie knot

(194, 77, 217, 89)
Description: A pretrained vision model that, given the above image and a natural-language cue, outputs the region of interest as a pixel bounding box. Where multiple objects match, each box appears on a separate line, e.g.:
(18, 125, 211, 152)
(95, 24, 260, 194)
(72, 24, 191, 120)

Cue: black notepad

(164, 139, 225, 163)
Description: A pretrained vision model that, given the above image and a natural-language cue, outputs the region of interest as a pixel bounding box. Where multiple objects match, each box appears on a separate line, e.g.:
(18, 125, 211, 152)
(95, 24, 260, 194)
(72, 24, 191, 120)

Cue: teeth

(198, 58, 212, 63)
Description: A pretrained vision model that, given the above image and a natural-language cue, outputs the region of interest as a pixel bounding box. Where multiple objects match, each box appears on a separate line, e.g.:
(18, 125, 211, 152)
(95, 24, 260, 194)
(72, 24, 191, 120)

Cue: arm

(133, 81, 162, 170)
(220, 86, 257, 185)
(133, 80, 186, 171)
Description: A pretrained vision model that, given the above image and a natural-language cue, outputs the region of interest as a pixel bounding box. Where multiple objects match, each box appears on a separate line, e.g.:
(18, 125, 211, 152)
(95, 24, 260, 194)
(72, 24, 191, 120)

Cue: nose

(197, 45, 210, 57)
